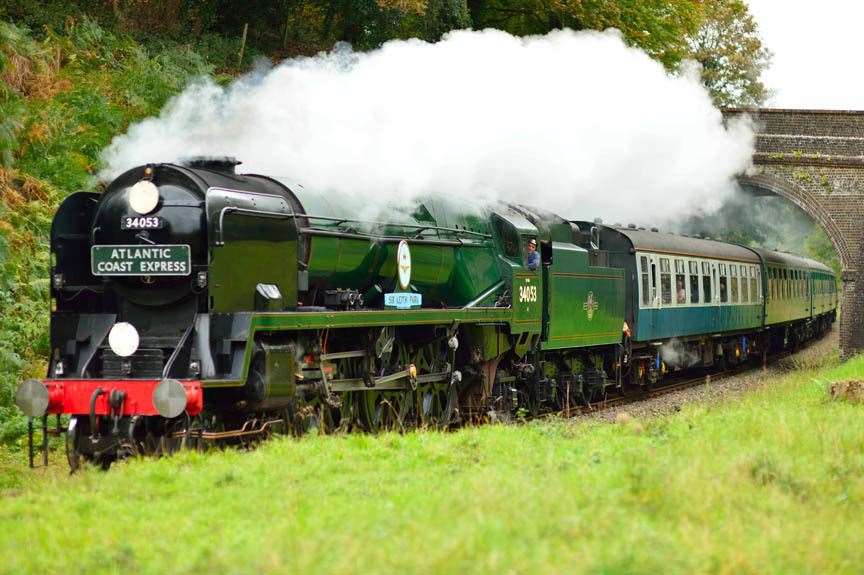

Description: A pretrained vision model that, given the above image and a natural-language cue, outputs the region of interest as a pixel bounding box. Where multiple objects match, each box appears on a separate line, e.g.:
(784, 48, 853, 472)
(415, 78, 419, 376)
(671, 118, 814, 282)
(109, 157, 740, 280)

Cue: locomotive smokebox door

(207, 187, 298, 312)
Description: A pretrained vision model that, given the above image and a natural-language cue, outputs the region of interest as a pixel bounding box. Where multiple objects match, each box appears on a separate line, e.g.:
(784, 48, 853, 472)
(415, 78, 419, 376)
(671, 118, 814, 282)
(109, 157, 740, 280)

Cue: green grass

(1, 351, 862, 573)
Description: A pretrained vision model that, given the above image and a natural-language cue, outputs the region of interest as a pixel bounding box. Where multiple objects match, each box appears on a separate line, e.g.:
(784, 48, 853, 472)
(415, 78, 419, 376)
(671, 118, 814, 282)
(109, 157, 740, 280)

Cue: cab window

(492, 216, 520, 260)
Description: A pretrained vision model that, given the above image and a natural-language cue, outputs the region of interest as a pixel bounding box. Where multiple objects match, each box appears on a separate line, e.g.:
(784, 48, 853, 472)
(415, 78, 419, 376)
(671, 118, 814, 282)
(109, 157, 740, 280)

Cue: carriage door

(711, 262, 719, 330)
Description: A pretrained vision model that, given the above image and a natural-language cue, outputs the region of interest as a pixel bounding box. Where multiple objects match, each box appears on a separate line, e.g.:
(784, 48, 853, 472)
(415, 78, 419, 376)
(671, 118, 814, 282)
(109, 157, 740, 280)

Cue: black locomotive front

(16, 158, 303, 465)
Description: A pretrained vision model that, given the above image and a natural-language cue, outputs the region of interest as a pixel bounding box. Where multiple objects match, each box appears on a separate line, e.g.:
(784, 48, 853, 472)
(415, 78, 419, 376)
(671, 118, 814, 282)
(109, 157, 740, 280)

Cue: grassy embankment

(1, 347, 862, 573)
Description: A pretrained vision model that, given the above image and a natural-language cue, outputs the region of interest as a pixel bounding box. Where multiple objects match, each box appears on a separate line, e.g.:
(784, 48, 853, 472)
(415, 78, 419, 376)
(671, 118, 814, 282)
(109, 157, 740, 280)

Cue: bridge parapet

(726, 108, 864, 138)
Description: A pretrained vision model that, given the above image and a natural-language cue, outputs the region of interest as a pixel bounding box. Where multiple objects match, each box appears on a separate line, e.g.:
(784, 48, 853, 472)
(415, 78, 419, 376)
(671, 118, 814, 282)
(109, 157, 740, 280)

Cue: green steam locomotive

(15, 158, 836, 468)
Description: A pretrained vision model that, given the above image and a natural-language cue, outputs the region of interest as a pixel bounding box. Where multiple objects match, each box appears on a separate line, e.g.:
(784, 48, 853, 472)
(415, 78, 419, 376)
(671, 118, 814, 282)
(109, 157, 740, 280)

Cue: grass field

(1, 349, 863, 574)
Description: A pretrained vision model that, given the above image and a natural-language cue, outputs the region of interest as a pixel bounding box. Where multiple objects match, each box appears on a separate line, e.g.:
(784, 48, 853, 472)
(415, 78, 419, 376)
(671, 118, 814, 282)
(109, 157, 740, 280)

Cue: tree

(804, 226, 841, 276)
(467, 0, 703, 69)
(687, 0, 771, 107)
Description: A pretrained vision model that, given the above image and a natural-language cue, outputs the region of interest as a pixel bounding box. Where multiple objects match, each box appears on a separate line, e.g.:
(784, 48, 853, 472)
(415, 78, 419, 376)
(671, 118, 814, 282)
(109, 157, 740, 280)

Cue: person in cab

(526, 238, 540, 271)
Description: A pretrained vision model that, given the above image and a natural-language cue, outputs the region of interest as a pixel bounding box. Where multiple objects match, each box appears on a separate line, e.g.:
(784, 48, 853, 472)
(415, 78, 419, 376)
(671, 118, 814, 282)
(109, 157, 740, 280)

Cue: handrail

(462, 280, 506, 309)
(303, 213, 491, 239)
(300, 227, 464, 247)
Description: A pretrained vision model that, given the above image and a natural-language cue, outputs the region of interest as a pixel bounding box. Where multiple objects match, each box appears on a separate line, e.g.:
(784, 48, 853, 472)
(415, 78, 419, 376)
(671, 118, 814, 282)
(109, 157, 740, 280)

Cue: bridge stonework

(723, 108, 864, 359)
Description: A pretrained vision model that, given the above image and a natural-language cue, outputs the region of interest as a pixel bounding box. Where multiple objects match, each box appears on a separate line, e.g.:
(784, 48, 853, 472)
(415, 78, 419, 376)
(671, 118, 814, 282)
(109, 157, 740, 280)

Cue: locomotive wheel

(418, 385, 454, 429)
(359, 391, 403, 432)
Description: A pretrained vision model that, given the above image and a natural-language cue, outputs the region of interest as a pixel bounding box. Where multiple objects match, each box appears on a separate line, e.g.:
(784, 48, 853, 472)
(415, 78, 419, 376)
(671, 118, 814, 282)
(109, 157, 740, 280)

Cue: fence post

(238, 23, 249, 67)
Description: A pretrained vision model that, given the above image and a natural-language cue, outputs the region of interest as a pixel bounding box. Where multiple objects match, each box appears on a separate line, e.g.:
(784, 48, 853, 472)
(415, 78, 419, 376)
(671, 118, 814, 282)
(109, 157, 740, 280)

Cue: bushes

(0, 17, 216, 440)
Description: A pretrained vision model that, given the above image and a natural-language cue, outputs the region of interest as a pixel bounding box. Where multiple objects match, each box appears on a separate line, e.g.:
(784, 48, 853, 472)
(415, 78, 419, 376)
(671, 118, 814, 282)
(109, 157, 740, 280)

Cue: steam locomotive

(15, 158, 837, 468)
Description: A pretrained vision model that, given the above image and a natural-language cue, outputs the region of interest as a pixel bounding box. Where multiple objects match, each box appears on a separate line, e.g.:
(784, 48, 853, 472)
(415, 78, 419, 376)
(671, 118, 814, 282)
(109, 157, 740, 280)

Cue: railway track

(552, 346, 803, 422)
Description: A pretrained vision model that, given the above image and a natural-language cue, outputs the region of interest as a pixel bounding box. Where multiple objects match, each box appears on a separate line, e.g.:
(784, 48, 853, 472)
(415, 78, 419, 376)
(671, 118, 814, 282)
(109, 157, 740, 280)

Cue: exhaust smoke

(101, 28, 754, 224)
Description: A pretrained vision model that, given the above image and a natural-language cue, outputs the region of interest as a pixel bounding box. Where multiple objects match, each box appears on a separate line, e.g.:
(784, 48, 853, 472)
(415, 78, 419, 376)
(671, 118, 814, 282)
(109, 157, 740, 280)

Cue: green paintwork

(541, 243, 625, 350)
(204, 306, 513, 387)
(764, 264, 818, 326)
(512, 270, 543, 333)
(810, 270, 838, 318)
(461, 324, 511, 362)
(210, 212, 298, 312)
(306, 236, 501, 307)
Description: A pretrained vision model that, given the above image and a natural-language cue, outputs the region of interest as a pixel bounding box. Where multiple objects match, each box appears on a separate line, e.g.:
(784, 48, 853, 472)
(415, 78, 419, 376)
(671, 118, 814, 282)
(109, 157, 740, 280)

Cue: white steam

(660, 338, 702, 369)
(101, 28, 754, 224)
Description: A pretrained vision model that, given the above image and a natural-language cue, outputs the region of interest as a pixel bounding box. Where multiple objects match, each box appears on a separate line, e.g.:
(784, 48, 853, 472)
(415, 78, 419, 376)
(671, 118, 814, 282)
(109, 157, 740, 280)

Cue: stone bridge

(723, 108, 864, 359)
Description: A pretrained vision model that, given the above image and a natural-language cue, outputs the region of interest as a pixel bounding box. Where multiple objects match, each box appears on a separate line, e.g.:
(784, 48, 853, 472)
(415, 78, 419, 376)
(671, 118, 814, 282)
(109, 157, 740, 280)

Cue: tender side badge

(397, 240, 412, 290)
(583, 291, 599, 320)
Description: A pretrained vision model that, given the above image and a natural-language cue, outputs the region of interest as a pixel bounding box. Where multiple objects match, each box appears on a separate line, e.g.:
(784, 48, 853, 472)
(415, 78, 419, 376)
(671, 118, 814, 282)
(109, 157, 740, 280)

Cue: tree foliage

(687, 0, 771, 107)
(468, 0, 703, 69)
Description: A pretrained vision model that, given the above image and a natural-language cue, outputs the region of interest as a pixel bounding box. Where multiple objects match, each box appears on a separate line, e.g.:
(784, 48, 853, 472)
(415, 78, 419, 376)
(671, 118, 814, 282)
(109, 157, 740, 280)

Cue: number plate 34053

(121, 216, 164, 230)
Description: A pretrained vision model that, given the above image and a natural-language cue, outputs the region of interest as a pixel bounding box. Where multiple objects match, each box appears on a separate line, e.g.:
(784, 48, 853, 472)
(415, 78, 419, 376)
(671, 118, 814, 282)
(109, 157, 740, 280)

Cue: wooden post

(238, 23, 249, 67)
(283, 15, 290, 49)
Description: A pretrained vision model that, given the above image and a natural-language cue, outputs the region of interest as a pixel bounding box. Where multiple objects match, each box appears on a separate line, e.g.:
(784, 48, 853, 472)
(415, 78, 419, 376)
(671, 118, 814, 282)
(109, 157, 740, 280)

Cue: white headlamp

(108, 322, 140, 357)
(128, 180, 160, 214)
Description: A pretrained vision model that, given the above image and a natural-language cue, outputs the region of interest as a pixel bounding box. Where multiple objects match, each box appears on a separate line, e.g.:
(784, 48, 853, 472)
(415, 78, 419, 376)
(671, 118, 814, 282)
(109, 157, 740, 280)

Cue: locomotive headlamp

(153, 379, 188, 419)
(15, 379, 49, 417)
(128, 180, 160, 215)
(108, 322, 140, 357)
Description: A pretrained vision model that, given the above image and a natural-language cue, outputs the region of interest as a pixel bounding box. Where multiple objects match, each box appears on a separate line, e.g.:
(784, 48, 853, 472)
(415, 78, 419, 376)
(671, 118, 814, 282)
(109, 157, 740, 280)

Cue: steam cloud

(101, 29, 754, 224)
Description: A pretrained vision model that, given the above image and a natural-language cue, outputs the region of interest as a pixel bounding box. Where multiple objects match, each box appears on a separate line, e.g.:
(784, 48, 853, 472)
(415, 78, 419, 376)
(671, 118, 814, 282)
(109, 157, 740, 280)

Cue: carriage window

(768, 269, 774, 300)
(730, 265, 739, 303)
(720, 274, 728, 303)
(753, 268, 759, 300)
(741, 269, 749, 302)
(640, 256, 650, 306)
(660, 258, 672, 305)
(675, 259, 686, 304)
(776, 269, 782, 299)
(703, 268, 712, 303)
(689, 261, 699, 304)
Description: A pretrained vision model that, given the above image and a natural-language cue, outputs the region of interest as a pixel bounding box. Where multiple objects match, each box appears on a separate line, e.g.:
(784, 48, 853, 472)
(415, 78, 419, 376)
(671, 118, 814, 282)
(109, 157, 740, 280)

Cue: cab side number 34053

(519, 284, 537, 303)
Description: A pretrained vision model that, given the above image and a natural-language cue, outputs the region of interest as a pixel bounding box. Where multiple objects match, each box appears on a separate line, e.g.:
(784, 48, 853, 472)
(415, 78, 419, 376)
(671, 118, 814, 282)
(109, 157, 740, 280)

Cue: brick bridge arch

(723, 108, 864, 359)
